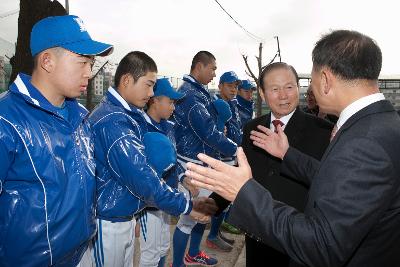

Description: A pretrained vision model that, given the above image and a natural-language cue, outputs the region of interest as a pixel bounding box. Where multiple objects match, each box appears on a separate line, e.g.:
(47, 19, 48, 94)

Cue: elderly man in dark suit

(241, 62, 332, 266)
(186, 30, 400, 267)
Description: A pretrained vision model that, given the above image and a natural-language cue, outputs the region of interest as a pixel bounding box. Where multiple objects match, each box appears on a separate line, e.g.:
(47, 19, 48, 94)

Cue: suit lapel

(284, 108, 305, 148)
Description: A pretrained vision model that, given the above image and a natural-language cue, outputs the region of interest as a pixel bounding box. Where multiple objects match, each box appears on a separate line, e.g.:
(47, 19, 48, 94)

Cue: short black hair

(33, 47, 65, 70)
(190, 51, 216, 71)
(312, 30, 382, 80)
(259, 62, 299, 91)
(114, 51, 157, 88)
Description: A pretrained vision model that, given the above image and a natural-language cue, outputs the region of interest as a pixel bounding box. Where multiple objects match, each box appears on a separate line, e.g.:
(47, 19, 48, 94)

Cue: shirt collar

(336, 93, 385, 130)
(270, 108, 296, 129)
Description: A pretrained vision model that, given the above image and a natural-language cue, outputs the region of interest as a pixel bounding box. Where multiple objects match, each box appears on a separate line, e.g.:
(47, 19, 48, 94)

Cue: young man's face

(262, 68, 299, 119)
(198, 60, 217, 85)
(51, 49, 93, 99)
(237, 88, 253, 101)
(123, 72, 157, 108)
(219, 82, 238, 101)
(153, 96, 176, 120)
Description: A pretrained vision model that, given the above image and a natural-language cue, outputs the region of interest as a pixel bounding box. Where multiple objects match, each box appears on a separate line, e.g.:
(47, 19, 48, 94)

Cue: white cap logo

(73, 17, 87, 32)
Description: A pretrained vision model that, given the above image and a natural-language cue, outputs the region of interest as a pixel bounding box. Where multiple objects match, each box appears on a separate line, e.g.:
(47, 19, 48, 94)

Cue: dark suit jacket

(241, 108, 332, 267)
(241, 108, 332, 210)
(228, 100, 400, 267)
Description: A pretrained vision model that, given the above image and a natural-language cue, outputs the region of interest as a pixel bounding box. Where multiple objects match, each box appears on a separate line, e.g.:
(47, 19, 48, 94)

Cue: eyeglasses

(303, 92, 315, 99)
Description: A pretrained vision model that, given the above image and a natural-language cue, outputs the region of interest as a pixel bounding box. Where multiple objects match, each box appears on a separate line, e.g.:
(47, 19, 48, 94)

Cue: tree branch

(241, 54, 257, 83)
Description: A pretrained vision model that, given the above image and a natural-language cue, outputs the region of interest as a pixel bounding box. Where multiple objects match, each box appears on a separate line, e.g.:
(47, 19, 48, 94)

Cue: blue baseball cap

(239, 79, 256, 90)
(154, 78, 184, 100)
(213, 99, 232, 131)
(143, 132, 176, 177)
(30, 15, 113, 57)
(219, 71, 241, 85)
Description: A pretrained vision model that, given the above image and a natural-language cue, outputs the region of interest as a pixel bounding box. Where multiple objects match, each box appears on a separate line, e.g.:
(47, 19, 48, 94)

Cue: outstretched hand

(186, 147, 252, 202)
(250, 124, 289, 159)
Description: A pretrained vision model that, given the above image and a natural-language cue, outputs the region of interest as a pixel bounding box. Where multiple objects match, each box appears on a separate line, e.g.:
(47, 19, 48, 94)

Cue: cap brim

(62, 39, 113, 56)
(241, 86, 256, 90)
(168, 91, 185, 100)
(220, 78, 241, 84)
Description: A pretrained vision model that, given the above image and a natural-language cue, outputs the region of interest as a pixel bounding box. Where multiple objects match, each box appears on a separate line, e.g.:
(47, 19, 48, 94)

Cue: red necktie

(330, 124, 338, 142)
(272, 119, 284, 133)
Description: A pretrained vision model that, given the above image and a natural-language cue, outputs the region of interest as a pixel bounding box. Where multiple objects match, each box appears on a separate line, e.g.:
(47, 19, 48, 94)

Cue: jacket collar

(106, 86, 146, 117)
(183, 74, 211, 97)
(322, 100, 394, 161)
(9, 73, 87, 125)
(142, 112, 174, 134)
(236, 95, 254, 109)
(338, 99, 392, 135)
(213, 93, 238, 106)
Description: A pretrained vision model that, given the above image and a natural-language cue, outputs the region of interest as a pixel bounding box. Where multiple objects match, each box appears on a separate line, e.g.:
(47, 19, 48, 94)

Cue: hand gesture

(186, 147, 252, 201)
(250, 124, 289, 160)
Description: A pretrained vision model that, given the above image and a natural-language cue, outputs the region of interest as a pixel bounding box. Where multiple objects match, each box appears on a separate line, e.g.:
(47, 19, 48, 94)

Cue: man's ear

(121, 73, 133, 88)
(320, 67, 333, 95)
(38, 51, 54, 73)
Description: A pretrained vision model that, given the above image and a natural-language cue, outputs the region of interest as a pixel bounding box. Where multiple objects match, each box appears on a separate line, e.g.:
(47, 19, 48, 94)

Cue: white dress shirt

(270, 109, 296, 131)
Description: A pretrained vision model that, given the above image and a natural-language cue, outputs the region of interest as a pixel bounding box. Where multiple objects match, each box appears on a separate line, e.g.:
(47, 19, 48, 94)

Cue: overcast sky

(1, 0, 399, 85)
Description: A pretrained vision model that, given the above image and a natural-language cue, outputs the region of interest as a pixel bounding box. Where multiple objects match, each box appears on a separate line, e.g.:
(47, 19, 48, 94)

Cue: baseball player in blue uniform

(138, 78, 187, 267)
(236, 79, 256, 128)
(89, 52, 216, 267)
(206, 71, 242, 252)
(171, 52, 238, 267)
(0, 15, 113, 266)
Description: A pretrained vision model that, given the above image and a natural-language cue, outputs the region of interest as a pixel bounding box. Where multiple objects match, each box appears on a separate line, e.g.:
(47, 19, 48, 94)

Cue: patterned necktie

(330, 124, 338, 142)
(272, 119, 284, 133)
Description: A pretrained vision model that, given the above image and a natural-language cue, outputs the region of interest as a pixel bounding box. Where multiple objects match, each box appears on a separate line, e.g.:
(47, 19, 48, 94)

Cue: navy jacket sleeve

(228, 137, 398, 267)
(99, 120, 191, 216)
(187, 96, 237, 157)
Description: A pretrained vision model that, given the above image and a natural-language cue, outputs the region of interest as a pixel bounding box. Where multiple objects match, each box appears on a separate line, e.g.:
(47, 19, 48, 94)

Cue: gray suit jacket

(228, 100, 400, 267)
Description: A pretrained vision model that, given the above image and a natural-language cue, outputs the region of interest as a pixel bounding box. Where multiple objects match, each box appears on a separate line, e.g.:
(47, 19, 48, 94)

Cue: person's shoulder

(244, 114, 268, 130)
(90, 101, 138, 128)
(0, 91, 27, 117)
(0, 91, 14, 107)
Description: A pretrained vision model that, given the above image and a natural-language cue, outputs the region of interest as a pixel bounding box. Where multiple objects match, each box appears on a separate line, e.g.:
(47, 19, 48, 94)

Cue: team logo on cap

(73, 17, 87, 32)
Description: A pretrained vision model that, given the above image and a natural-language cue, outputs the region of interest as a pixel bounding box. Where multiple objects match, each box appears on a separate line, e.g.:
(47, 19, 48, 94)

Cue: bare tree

(9, 0, 66, 87)
(241, 37, 281, 117)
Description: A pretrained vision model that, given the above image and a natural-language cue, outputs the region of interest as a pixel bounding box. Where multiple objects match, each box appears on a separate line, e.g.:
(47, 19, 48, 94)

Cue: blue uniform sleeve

(163, 161, 185, 188)
(0, 120, 16, 195)
(226, 104, 243, 145)
(187, 97, 237, 157)
(99, 120, 192, 216)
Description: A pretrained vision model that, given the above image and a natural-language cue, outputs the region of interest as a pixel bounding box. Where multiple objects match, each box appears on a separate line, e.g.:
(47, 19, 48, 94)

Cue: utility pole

(65, 0, 69, 14)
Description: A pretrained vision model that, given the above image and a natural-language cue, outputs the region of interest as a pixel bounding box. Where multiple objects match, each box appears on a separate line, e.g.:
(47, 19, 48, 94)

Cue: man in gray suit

(185, 30, 400, 267)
